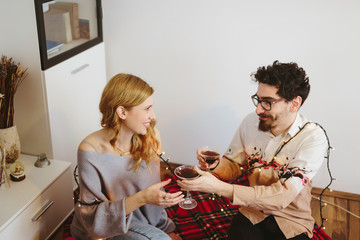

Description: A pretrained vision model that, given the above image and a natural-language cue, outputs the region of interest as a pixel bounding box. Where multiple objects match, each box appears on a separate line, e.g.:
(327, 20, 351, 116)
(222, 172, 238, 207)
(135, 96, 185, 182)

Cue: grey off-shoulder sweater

(70, 151, 175, 239)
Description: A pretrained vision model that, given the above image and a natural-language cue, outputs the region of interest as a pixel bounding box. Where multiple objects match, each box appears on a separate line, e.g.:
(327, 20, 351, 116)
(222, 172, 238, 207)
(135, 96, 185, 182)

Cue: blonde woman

(71, 74, 183, 240)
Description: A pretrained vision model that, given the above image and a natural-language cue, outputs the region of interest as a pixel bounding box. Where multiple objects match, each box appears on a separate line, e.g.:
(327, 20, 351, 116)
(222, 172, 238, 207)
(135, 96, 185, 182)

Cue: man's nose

(255, 103, 265, 115)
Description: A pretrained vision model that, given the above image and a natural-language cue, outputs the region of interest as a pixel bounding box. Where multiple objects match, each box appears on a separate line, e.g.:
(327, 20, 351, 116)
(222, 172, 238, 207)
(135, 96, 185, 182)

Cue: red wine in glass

(176, 167, 200, 179)
(174, 165, 200, 209)
(200, 150, 220, 164)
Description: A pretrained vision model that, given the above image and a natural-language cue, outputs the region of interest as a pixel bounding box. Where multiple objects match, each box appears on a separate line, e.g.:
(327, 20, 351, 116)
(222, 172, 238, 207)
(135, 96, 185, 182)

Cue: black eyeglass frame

(251, 94, 285, 111)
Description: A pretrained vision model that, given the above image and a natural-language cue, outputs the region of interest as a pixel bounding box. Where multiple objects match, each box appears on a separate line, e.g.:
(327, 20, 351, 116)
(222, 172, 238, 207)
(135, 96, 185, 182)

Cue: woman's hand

(168, 232, 182, 240)
(197, 148, 220, 171)
(142, 178, 184, 207)
(177, 166, 234, 200)
(125, 178, 184, 215)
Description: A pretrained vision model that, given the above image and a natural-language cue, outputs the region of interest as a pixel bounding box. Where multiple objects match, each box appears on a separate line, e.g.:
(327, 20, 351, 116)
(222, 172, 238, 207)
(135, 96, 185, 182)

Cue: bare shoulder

(78, 129, 109, 152)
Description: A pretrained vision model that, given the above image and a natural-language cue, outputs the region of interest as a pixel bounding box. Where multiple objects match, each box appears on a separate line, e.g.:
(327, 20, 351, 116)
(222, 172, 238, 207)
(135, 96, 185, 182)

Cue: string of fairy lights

(158, 121, 360, 234)
(157, 151, 174, 175)
(309, 123, 360, 231)
(313, 122, 334, 232)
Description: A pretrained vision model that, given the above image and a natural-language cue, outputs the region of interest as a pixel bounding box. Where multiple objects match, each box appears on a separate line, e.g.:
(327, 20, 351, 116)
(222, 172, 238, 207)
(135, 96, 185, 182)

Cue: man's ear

(116, 106, 127, 120)
(290, 96, 302, 112)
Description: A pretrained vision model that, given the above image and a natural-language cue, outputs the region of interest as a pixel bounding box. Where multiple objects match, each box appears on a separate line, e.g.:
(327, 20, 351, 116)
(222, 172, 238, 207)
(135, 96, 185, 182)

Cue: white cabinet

(0, 1, 106, 189)
(0, 154, 74, 239)
(42, 43, 106, 188)
(17, 43, 106, 189)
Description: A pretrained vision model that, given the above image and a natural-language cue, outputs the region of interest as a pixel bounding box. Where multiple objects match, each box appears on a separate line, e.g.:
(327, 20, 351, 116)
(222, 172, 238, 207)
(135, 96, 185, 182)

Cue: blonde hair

(99, 73, 159, 171)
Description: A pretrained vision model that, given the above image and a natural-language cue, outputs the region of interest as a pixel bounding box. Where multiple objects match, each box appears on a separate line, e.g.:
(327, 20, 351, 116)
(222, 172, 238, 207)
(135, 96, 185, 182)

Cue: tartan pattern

(61, 174, 331, 240)
(164, 174, 244, 240)
(164, 174, 331, 240)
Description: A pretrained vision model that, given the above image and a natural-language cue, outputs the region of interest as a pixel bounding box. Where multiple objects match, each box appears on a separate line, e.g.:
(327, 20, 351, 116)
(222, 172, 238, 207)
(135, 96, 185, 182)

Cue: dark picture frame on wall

(34, 0, 103, 70)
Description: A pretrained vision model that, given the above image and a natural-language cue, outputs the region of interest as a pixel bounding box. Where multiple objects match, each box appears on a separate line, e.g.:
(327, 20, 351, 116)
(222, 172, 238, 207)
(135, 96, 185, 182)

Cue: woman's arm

(124, 178, 184, 215)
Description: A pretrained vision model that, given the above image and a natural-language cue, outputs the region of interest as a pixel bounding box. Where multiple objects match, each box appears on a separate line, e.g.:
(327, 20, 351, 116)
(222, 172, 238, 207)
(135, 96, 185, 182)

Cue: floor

(49, 226, 66, 240)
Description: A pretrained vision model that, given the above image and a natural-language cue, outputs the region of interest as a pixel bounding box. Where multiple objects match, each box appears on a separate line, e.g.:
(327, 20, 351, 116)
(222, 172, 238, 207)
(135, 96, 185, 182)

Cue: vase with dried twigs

(0, 55, 27, 167)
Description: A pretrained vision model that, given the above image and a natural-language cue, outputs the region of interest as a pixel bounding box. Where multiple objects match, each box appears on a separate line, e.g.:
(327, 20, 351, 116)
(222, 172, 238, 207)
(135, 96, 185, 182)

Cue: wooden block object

(44, 9, 72, 44)
(79, 19, 90, 39)
(49, 2, 80, 40)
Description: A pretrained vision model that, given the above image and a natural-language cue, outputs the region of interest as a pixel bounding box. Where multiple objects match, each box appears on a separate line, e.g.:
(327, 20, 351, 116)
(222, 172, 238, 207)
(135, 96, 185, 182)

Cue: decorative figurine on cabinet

(10, 162, 25, 182)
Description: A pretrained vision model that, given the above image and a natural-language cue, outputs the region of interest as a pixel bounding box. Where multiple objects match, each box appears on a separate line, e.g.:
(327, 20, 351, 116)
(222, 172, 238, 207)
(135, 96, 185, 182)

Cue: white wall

(102, 0, 360, 194)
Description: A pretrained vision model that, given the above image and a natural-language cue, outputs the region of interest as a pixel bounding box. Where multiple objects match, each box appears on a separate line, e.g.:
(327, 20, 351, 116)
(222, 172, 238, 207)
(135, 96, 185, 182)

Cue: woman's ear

(290, 96, 302, 112)
(116, 106, 127, 120)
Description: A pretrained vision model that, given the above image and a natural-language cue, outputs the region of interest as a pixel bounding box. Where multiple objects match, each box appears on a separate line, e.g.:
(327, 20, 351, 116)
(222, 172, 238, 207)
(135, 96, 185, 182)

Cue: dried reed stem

(0, 55, 27, 129)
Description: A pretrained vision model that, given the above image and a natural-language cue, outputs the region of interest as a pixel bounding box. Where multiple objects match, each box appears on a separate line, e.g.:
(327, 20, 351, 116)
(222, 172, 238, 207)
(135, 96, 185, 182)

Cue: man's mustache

(258, 113, 275, 120)
(258, 113, 268, 118)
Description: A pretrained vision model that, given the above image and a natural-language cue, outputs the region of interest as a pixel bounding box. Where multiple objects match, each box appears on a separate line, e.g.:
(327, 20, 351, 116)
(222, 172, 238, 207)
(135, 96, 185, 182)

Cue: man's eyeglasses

(251, 94, 285, 111)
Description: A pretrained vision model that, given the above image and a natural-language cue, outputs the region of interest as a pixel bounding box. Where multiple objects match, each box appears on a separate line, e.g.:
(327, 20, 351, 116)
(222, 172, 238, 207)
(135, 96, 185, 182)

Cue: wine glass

(199, 149, 220, 169)
(174, 165, 200, 209)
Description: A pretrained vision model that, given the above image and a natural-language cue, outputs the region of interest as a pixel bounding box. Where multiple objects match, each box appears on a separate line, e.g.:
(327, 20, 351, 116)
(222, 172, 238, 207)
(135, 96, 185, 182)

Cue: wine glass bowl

(175, 165, 200, 180)
(174, 165, 200, 209)
(199, 149, 220, 165)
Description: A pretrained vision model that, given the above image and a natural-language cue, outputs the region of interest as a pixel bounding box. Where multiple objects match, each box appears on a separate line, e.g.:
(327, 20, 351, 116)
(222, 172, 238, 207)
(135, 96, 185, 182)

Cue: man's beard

(258, 114, 276, 132)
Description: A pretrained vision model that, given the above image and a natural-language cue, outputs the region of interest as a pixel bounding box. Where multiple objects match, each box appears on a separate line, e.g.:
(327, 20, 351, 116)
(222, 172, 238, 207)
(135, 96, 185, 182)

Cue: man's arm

(212, 156, 244, 181)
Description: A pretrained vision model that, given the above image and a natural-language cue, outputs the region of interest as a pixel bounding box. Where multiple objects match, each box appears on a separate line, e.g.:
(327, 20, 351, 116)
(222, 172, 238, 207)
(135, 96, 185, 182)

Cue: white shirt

(224, 112, 328, 238)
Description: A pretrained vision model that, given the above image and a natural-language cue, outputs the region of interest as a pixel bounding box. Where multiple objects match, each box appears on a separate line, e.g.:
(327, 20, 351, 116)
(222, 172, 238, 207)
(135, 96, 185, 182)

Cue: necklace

(115, 146, 130, 156)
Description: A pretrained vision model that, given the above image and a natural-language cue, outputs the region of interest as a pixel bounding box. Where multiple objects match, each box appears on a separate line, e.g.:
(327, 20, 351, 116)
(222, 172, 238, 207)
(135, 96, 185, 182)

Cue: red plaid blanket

(163, 174, 331, 240)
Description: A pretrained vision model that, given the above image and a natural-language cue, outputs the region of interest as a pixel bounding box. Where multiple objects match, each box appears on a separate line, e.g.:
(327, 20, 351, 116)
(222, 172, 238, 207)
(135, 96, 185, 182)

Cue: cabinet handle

(32, 201, 54, 222)
(71, 64, 90, 74)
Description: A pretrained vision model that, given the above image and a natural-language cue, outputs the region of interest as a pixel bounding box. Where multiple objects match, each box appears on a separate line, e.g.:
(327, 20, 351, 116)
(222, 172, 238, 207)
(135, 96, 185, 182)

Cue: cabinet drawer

(0, 168, 73, 239)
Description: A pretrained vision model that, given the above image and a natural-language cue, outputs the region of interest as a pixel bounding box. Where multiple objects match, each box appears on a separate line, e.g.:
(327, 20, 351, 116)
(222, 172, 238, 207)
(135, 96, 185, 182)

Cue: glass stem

(187, 191, 191, 199)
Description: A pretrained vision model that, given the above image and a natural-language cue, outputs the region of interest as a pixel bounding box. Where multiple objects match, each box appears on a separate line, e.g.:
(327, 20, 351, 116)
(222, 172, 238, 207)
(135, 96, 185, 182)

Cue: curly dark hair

(251, 60, 310, 106)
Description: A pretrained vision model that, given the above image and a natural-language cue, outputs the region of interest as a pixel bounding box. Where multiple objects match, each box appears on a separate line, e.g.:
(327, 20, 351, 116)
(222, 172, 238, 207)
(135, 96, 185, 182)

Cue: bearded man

(178, 61, 327, 240)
